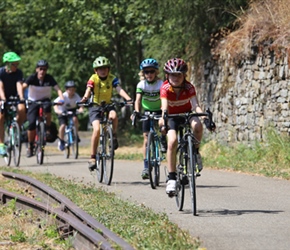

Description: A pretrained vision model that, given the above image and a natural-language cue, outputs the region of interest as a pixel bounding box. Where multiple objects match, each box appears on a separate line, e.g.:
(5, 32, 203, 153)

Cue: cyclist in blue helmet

(131, 58, 167, 180)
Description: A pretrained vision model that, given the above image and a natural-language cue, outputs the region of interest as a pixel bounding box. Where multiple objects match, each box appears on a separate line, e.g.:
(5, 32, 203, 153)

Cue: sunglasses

(11, 63, 19, 67)
(144, 70, 155, 74)
(39, 67, 47, 71)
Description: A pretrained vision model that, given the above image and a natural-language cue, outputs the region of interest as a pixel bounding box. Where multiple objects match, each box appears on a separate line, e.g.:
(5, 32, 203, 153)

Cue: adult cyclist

(0, 52, 26, 156)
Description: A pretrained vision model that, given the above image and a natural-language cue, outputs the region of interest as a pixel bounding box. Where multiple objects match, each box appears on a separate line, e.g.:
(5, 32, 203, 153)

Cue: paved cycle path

(13, 152, 290, 250)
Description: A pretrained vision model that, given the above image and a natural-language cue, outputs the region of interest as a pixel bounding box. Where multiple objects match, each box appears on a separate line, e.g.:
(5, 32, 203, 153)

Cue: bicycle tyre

(3, 129, 11, 166)
(64, 128, 70, 159)
(187, 136, 197, 216)
(11, 122, 21, 167)
(71, 126, 78, 159)
(175, 145, 185, 211)
(36, 122, 45, 165)
(96, 133, 103, 183)
(147, 132, 158, 189)
(103, 125, 114, 185)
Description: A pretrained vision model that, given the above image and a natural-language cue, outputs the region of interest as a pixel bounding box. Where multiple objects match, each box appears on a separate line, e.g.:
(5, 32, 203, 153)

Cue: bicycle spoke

(12, 122, 21, 167)
(148, 132, 158, 189)
(175, 145, 185, 211)
(103, 126, 114, 185)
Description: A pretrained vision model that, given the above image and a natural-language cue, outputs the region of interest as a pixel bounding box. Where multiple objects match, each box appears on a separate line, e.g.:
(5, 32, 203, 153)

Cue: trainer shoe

(141, 168, 149, 180)
(166, 179, 176, 197)
(160, 136, 167, 153)
(58, 140, 65, 151)
(26, 147, 34, 158)
(88, 159, 96, 171)
(0, 143, 7, 156)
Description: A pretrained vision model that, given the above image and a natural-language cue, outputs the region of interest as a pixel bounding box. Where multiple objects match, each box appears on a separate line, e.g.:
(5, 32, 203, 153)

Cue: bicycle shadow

(180, 208, 284, 216)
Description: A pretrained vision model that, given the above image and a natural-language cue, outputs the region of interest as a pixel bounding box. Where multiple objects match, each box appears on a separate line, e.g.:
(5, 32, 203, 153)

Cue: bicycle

(26, 100, 60, 165)
(0, 98, 23, 167)
(77, 100, 129, 185)
(61, 110, 79, 159)
(132, 111, 166, 189)
(164, 108, 213, 216)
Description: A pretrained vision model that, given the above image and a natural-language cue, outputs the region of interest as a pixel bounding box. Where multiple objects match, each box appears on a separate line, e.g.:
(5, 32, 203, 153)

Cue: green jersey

(136, 79, 163, 111)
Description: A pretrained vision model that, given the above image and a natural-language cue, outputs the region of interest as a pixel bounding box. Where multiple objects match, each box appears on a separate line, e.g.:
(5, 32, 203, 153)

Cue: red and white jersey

(160, 80, 196, 114)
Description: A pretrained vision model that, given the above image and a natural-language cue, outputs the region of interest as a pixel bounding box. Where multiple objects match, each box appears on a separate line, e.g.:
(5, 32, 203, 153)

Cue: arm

(134, 93, 142, 112)
(0, 80, 6, 100)
(190, 96, 206, 119)
(80, 87, 92, 102)
(115, 85, 132, 101)
(16, 81, 24, 100)
(54, 85, 64, 100)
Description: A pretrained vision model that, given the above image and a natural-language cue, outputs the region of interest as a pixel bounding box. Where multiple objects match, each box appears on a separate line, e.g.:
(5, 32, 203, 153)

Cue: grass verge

(0, 169, 200, 250)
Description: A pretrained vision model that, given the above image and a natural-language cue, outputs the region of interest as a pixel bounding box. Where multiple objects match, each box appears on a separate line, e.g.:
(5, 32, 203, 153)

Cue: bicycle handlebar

(76, 100, 132, 109)
(25, 100, 63, 109)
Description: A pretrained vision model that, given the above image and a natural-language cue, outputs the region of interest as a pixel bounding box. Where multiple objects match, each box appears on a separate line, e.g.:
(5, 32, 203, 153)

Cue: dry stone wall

(194, 48, 290, 144)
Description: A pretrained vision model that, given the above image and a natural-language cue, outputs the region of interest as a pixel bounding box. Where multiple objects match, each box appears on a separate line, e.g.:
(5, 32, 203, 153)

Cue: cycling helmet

(93, 56, 110, 69)
(140, 58, 159, 70)
(3, 52, 21, 63)
(65, 80, 76, 88)
(163, 58, 188, 74)
(36, 59, 49, 68)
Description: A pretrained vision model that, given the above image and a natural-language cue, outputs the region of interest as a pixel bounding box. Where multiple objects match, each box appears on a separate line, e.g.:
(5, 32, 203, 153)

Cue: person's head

(163, 58, 188, 87)
(35, 59, 49, 80)
(64, 80, 77, 97)
(93, 56, 110, 80)
(139, 58, 159, 82)
(3, 52, 21, 73)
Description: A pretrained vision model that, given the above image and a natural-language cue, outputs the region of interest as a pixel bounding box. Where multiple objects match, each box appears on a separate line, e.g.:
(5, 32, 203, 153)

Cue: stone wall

(193, 48, 290, 143)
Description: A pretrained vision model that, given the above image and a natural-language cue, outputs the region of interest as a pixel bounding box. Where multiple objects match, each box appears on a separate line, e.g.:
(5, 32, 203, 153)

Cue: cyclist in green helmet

(80, 56, 133, 171)
(0, 52, 26, 156)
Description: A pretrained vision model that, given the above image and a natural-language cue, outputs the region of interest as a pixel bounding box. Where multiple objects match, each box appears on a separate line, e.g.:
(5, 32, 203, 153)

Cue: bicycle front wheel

(36, 122, 45, 165)
(64, 128, 70, 159)
(147, 132, 159, 189)
(96, 134, 103, 183)
(175, 145, 185, 211)
(11, 122, 21, 167)
(71, 126, 78, 159)
(103, 125, 114, 185)
(3, 128, 11, 166)
(187, 136, 197, 216)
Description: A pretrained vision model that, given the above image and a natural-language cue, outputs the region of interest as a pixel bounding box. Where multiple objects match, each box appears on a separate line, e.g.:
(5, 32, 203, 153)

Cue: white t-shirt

(54, 91, 81, 113)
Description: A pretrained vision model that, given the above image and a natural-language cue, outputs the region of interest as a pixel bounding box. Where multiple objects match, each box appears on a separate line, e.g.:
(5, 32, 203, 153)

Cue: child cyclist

(132, 58, 167, 179)
(54, 80, 84, 151)
(159, 58, 215, 197)
(79, 56, 133, 171)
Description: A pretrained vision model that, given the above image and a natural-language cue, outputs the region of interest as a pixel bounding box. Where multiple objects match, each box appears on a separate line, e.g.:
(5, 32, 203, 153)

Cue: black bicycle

(165, 109, 213, 216)
(133, 111, 166, 189)
(77, 100, 129, 185)
(0, 98, 23, 167)
(61, 110, 79, 159)
(26, 100, 60, 165)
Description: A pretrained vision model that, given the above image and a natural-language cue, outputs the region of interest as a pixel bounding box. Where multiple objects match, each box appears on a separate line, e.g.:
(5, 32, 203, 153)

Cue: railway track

(0, 171, 134, 250)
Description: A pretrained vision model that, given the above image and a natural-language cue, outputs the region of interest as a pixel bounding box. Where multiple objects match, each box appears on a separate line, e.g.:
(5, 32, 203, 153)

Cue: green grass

(202, 128, 290, 179)
(0, 169, 200, 250)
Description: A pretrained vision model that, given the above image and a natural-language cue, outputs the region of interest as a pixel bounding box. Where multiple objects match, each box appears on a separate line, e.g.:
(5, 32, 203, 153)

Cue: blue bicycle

(62, 110, 79, 159)
(134, 111, 166, 189)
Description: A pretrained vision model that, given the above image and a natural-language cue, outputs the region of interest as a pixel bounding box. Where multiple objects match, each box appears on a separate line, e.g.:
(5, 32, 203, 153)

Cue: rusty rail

(1, 171, 134, 250)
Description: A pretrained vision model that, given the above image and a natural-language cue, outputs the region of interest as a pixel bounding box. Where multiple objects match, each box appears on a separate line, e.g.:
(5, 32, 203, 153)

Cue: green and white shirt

(136, 79, 163, 111)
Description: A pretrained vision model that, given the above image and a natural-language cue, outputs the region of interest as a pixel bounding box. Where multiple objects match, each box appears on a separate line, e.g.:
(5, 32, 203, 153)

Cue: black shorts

(167, 117, 188, 131)
(89, 106, 116, 124)
(142, 110, 162, 133)
(58, 109, 77, 126)
(27, 98, 51, 130)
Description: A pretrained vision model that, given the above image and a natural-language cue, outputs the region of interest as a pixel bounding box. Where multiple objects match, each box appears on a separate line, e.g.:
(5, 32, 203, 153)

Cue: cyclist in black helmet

(54, 80, 83, 151)
(23, 59, 64, 157)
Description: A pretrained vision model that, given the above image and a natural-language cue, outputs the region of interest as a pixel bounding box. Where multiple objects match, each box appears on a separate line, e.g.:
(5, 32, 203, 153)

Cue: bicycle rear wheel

(71, 126, 78, 159)
(103, 125, 114, 185)
(147, 132, 159, 189)
(3, 129, 11, 166)
(187, 136, 197, 216)
(175, 145, 185, 211)
(36, 122, 45, 165)
(11, 122, 21, 167)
